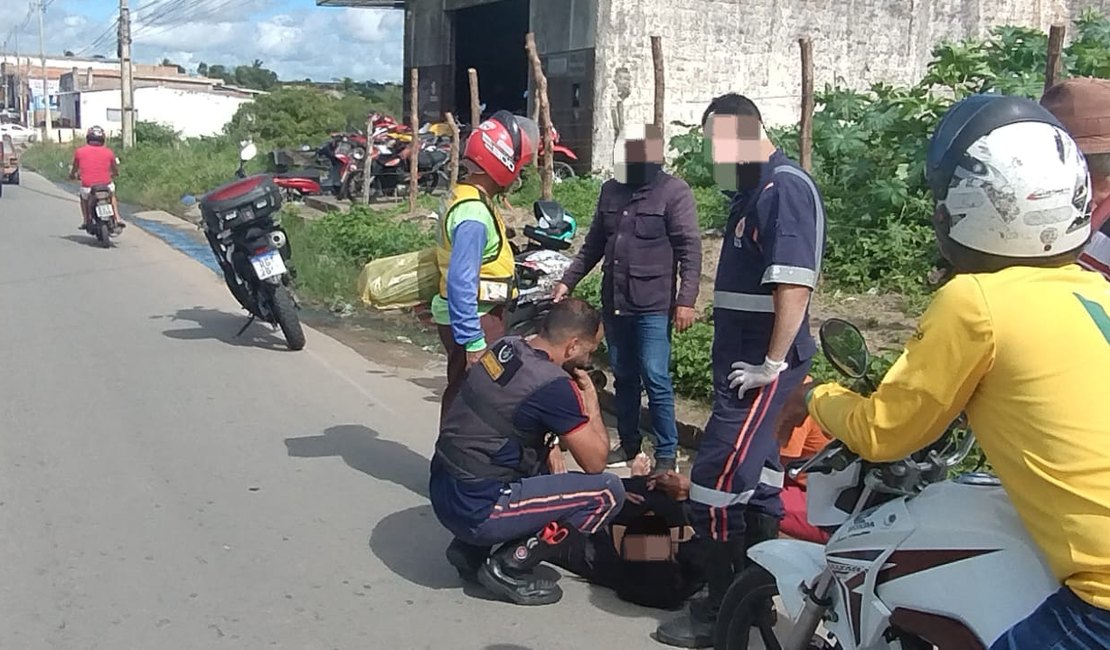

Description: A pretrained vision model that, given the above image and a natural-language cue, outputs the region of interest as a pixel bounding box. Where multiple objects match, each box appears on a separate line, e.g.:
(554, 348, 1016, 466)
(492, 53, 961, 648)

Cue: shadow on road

(56, 234, 109, 248)
(284, 424, 430, 498)
(156, 306, 289, 351)
(408, 375, 446, 403)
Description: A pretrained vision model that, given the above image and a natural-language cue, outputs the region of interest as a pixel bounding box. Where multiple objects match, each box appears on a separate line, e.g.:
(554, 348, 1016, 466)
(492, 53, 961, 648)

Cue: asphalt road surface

(0, 174, 676, 649)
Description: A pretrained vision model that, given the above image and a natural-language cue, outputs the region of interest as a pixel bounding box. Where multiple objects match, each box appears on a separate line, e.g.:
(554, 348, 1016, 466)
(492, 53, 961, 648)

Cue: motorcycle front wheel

(268, 284, 306, 351)
(716, 566, 840, 650)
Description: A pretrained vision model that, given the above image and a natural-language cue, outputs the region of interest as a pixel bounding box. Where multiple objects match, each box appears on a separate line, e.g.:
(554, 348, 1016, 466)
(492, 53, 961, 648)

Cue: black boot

(478, 524, 570, 606)
(445, 538, 490, 584)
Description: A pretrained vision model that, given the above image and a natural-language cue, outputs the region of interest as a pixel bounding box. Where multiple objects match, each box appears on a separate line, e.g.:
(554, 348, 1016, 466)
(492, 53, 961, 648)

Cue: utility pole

(37, 0, 52, 142)
(119, 0, 134, 148)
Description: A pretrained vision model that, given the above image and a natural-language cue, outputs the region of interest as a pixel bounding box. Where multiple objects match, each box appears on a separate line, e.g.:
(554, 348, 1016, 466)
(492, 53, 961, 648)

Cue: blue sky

(2, 0, 404, 82)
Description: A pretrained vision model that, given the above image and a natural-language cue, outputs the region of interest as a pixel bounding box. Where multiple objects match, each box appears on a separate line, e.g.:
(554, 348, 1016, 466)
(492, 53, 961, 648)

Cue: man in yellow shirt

(786, 95, 1110, 648)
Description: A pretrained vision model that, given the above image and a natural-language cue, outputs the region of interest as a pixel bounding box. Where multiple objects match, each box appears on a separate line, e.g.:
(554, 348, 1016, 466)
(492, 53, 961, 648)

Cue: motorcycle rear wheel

(96, 221, 111, 248)
(716, 566, 839, 650)
(269, 284, 306, 351)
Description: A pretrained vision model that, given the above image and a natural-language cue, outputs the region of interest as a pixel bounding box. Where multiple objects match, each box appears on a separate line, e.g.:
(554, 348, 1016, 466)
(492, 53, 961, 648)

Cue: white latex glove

(728, 356, 789, 398)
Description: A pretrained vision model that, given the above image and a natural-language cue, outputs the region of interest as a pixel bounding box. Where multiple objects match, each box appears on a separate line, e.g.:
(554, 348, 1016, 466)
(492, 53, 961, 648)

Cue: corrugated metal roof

(315, 0, 404, 7)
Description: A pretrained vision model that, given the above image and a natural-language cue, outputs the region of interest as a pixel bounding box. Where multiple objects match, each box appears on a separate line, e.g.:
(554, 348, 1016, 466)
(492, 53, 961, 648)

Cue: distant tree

(64, 50, 75, 57)
(225, 87, 346, 144)
(197, 62, 209, 77)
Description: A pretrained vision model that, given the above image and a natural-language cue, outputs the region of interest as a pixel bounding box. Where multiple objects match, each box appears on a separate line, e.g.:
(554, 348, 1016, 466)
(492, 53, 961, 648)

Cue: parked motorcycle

(198, 142, 306, 351)
(714, 318, 1056, 650)
(86, 184, 121, 248)
(503, 200, 577, 337)
(342, 136, 450, 201)
(510, 125, 578, 193)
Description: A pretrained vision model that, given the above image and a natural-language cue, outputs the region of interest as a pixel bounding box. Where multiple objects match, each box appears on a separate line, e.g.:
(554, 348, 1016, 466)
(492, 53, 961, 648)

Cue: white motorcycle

(716, 318, 1058, 650)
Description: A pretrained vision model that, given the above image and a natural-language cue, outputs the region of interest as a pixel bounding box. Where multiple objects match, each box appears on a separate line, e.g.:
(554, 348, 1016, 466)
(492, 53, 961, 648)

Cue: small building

(56, 67, 262, 138)
(320, 0, 1109, 172)
(1, 54, 185, 127)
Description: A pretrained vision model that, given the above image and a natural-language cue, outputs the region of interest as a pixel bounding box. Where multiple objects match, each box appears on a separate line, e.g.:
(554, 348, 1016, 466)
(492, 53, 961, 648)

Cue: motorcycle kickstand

(235, 314, 257, 337)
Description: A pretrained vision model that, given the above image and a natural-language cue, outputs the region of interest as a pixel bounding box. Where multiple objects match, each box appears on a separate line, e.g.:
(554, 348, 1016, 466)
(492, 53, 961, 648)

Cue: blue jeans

(604, 313, 679, 459)
(991, 587, 1110, 649)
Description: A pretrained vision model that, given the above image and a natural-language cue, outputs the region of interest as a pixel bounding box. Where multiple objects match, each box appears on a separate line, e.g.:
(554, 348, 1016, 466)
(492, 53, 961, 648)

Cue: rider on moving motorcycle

(70, 126, 124, 232)
(784, 95, 1110, 648)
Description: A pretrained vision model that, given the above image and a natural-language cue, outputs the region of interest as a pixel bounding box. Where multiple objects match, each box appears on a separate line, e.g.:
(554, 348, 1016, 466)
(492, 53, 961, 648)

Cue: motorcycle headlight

(353, 150, 365, 160)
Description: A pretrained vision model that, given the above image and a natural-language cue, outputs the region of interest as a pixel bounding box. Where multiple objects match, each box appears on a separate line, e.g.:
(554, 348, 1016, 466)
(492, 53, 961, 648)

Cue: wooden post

(525, 32, 554, 201)
(799, 37, 815, 172)
(1044, 23, 1066, 94)
(651, 36, 665, 131)
(446, 111, 460, 192)
(361, 114, 374, 205)
(409, 67, 420, 212)
(468, 68, 481, 128)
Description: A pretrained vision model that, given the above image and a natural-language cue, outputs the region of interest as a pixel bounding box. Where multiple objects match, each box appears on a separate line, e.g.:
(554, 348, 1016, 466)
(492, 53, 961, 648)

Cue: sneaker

(606, 444, 641, 467)
(653, 456, 677, 474)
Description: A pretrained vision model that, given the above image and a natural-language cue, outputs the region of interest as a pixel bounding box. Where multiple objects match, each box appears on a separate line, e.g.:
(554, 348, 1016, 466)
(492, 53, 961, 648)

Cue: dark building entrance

(452, 0, 530, 124)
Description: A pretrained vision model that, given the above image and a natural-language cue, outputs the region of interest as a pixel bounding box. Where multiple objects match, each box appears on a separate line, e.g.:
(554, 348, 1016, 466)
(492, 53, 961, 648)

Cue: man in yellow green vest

(434, 111, 539, 424)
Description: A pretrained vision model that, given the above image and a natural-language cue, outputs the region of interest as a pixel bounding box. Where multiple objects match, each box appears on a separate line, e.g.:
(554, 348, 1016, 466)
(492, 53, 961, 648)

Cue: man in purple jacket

(553, 123, 702, 473)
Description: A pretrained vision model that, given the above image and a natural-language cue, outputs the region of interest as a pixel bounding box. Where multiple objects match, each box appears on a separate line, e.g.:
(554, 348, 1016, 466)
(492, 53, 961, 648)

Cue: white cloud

(3, 2, 403, 83)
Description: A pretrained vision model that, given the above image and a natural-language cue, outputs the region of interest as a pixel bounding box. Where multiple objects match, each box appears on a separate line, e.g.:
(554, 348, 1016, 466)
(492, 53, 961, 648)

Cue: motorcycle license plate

(251, 250, 287, 280)
(95, 204, 114, 218)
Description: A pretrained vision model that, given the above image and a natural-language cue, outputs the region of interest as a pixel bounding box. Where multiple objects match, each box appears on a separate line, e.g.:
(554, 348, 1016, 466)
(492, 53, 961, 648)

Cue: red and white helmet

(463, 111, 538, 189)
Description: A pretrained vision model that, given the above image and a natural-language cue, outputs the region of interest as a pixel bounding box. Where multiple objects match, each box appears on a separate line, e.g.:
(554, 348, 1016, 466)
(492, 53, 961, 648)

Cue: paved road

(0, 174, 671, 649)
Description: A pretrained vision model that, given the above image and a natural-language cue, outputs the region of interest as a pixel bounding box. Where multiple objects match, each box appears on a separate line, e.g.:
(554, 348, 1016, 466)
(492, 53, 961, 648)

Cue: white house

(60, 85, 258, 138)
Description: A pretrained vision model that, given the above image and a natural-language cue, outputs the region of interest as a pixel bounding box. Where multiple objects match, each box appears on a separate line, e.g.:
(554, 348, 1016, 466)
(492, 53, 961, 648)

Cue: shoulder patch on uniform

(481, 340, 523, 385)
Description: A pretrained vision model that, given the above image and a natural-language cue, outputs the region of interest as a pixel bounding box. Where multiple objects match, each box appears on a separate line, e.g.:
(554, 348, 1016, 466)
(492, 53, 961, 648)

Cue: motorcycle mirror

(819, 318, 870, 380)
(240, 142, 258, 162)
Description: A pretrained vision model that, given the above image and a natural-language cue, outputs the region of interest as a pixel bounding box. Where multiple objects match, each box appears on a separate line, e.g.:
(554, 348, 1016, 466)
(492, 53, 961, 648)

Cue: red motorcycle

(507, 125, 579, 192)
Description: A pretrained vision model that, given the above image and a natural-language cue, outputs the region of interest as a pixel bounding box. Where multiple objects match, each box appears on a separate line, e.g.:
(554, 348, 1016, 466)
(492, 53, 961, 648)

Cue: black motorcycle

(342, 138, 450, 201)
(86, 184, 121, 248)
(198, 142, 306, 351)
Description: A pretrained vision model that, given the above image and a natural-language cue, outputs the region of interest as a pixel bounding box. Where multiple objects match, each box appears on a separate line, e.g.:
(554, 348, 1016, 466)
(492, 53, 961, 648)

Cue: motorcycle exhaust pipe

(269, 231, 287, 250)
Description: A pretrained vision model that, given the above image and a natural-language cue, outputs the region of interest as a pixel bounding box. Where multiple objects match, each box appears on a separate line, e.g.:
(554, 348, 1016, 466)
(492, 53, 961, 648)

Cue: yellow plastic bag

(357, 247, 441, 309)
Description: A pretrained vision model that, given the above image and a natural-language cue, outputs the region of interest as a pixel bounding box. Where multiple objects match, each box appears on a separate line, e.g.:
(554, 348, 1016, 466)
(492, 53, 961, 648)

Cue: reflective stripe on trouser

(465, 472, 627, 546)
(688, 361, 812, 542)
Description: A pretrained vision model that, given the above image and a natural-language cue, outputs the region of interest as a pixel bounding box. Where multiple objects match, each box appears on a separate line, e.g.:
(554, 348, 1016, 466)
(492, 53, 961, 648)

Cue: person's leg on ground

(437, 308, 505, 426)
(990, 586, 1110, 649)
(470, 472, 626, 606)
(604, 315, 643, 465)
(636, 313, 679, 470)
(656, 364, 807, 648)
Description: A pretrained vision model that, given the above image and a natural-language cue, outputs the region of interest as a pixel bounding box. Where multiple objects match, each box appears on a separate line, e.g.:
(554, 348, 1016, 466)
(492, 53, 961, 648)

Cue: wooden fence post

(1045, 24, 1066, 94)
(651, 36, 665, 131)
(799, 37, 815, 173)
(525, 32, 554, 201)
(446, 111, 460, 192)
(361, 114, 374, 205)
(409, 67, 419, 213)
(468, 68, 481, 129)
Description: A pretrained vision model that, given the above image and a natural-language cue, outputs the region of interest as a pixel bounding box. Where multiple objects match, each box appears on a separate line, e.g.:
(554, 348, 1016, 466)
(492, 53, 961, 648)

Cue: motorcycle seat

(90, 183, 114, 193)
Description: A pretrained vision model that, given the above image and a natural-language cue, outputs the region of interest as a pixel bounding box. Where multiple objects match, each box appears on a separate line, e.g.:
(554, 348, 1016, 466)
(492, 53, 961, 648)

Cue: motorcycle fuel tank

(823, 480, 1058, 649)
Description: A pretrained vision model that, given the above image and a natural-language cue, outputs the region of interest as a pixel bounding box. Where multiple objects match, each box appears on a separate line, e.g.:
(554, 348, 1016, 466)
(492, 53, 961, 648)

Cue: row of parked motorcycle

(194, 138, 584, 353)
(262, 113, 581, 204)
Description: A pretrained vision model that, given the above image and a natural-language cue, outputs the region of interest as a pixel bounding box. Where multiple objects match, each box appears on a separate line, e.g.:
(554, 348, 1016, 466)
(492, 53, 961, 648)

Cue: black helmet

(86, 125, 106, 145)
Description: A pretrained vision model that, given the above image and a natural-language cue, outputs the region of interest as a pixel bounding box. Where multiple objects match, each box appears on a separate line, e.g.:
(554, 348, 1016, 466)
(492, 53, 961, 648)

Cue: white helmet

(928, 95, 1092, 259)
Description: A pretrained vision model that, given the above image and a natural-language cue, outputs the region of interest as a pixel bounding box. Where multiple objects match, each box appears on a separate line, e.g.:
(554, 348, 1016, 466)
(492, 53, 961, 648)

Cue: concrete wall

(589, 0, 1110, 171)
(66, 87, 252, 138)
